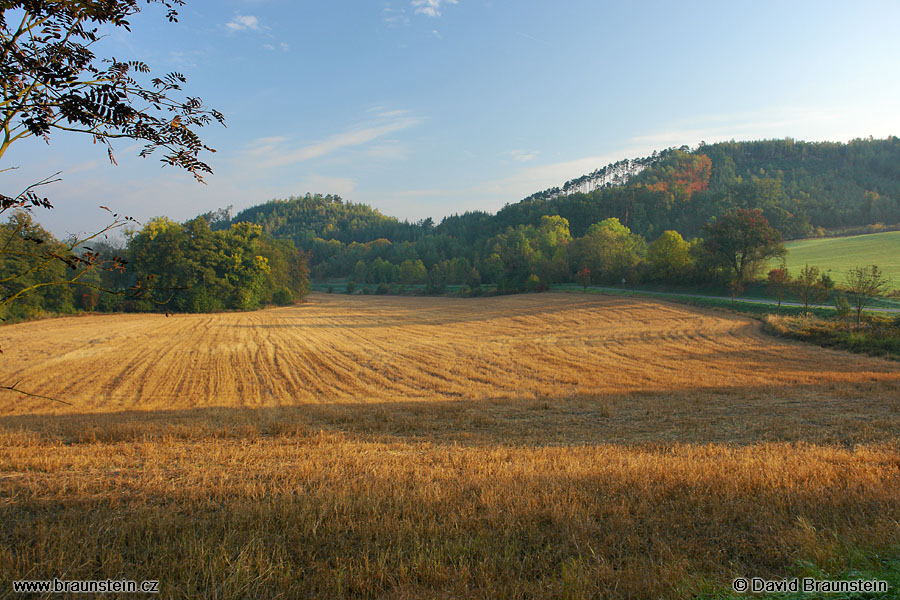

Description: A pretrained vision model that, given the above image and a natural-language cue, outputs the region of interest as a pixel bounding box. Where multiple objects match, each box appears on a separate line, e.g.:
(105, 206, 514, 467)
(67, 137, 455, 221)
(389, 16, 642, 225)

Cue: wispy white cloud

(411, 0, 458, 18)
(368, 108, 410, 119)
(627, 108, 849, 149)
(168, 50, 199, 68)
(364, 140, 410, 161)
(504, 149, 539, 162)
(382, 3, 410, 26)
(244, 112, 424, 169)
(225, 14, 260, 32)
(389, 151, 637, 208)
(62, 158, 103, 176)
(262, 42, 291, 52)
(516, 31, 549, 46)
(244, 136, 288, 158)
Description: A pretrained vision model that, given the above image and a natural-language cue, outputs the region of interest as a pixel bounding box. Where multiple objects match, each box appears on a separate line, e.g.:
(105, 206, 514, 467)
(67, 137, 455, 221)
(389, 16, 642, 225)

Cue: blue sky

(6, 0, 900, 238)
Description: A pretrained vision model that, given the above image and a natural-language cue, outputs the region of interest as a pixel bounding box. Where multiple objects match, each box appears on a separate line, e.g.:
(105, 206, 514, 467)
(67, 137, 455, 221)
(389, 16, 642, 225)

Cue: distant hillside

(221, 193, 425, 245)
(214, 138, 900, 245)
(203, 137, 900, 282)
(486, 137, 900, 240)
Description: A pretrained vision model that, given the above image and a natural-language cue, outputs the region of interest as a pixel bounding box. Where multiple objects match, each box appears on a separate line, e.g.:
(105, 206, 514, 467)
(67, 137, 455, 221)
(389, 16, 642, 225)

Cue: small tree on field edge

(576, 267, 591, 291)
(767, 264, 791, 314)
(795, 264, 829, 313)
(844, 265, 890, 324)
(727, 278, 744, 304)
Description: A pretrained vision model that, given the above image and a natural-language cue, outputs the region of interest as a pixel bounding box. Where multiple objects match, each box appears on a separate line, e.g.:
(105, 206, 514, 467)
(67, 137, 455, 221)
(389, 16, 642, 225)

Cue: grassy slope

(781, 231, 900, 285)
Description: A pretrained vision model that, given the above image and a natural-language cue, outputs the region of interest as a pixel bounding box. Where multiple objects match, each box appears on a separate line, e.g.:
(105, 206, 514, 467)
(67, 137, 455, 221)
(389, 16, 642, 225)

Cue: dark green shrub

(523, 274, 541, 292)
(272, 287, 293, 305)
(834, 292, 851, 319)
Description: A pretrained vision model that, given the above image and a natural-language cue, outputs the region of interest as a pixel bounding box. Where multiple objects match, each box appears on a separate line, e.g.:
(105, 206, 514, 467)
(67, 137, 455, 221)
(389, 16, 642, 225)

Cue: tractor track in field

(2, 292, 899, 414)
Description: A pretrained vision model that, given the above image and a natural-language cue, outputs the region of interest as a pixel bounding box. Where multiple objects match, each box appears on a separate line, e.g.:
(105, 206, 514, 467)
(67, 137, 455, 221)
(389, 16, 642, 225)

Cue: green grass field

(781, 231, 900, 286)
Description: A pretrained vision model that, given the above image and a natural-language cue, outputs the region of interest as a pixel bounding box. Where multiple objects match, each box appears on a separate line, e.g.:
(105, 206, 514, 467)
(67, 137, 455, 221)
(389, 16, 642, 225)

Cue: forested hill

(220, 138, 900, 245)
(490, 137, 900, 240)
(204, 137, 900, 282)
(218, 194, 426, 245)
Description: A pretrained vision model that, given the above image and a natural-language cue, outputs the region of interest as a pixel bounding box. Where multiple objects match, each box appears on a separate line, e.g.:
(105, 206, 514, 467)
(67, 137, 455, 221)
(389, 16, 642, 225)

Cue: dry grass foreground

(1, 293, 899, 599)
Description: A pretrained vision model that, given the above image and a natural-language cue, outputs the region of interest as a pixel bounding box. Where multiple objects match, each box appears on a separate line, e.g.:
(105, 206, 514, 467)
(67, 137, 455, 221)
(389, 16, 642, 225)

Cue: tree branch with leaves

(0, 0, 224, 195)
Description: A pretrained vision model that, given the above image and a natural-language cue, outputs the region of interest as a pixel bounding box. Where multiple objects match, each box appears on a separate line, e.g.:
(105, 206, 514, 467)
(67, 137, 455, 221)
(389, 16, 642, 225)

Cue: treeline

(217, 138, 900, 286)
(6, 137, 899, 318)
(323, 210, 782, 297)
(0, 213, 309, 321)
(209, 194, 427, 245)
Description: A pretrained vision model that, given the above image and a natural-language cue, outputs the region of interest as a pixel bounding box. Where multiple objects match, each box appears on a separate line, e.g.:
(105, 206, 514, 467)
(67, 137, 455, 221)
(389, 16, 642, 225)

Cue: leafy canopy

(0, 0, 224, 212)
(703, 208, 784, 283)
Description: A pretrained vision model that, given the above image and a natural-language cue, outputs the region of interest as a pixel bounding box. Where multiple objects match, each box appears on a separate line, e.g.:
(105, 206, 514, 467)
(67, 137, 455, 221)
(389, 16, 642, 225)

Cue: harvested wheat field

(1, 293, 900, 599)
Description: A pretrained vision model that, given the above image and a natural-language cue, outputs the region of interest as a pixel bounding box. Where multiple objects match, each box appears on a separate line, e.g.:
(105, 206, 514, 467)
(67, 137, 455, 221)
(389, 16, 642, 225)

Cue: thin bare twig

(0, 381, 72, 405)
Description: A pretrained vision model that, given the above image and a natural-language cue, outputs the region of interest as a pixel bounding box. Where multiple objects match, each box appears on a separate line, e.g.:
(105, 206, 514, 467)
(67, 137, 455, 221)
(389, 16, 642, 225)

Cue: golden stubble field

(1, 292, 899, 598)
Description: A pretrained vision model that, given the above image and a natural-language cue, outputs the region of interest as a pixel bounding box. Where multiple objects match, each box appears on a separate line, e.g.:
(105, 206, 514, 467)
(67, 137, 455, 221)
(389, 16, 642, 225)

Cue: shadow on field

(3, 427, 899, 600)
(2, 382, 898, 447)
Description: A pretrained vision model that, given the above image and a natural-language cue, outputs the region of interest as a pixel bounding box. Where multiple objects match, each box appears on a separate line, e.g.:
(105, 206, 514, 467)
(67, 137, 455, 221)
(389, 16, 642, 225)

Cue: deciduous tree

(0, 1, 224, 402)
(766, 264, 791, 314)
(647, 230, 693, 282)
(794, 264, 828, 312)
(702, 209, 784, 284)
(844, 265, 890, 324)
(570, 218, 645, 284)
(576, 267, 590, 291)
